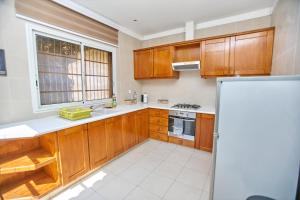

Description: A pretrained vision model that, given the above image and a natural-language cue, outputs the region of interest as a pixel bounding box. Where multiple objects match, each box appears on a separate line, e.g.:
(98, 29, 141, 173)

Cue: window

(27, 24, 116, 112)
(84, 47, 113, 101)
(36, 35, 83, 105)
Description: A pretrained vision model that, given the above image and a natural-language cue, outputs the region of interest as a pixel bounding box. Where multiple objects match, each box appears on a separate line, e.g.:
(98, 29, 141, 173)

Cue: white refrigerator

(212, 76, 300, 200)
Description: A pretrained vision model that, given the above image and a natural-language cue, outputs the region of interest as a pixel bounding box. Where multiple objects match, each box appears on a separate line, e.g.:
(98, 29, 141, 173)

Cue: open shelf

(173, 43, 201, 63)
(0, 170, 59, 199)
(0, 148, 56, 175)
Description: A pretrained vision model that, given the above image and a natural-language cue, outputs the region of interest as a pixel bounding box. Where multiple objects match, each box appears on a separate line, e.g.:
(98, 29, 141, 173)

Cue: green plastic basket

(59, 107, 92, 120)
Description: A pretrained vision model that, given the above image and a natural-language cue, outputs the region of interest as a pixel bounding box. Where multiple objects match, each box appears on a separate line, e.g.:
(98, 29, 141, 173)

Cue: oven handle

(183, 119, 196, 122)
(168, 116, 196, 121)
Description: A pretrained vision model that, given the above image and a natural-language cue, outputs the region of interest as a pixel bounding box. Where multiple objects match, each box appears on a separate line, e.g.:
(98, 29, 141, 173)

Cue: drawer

(149, 116, 160, 124)
(158, 126, 168, 134)
(182, 139, 195, 148)
(150, 131, 159, 139)
(159, 110, 169, 118)
(149, 109, 160, 117)
(149, 124, 159, 132)
(150, 132, 168, 142)
(159, 118, 168, 126)
(168, 136, 183, 145)
(158, 133, 169, 142)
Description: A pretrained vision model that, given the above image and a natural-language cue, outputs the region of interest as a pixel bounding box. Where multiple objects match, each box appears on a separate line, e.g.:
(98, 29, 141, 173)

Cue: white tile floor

(52, 139, 212, 200)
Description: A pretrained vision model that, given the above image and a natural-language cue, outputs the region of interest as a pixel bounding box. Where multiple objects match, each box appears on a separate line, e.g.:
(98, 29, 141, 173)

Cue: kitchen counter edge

(0, 103, 215, 140)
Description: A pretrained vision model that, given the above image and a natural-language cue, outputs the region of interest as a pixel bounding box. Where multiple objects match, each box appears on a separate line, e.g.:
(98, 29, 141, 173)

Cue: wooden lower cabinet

(57, 125, 90, 185)
(122, 112, 138, 150)
(136, 109, 149, 143)
(88, 120, 108, 169)
(106, 116, 124, 159)
(0, 109, 216, 200)
(195, 114, 215, 152)
(149, 109, 169, 142)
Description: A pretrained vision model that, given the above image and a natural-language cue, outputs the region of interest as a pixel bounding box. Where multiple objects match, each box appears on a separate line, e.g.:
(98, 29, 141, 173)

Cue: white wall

(271, 0, 300, 75)
(141, 16, 272, 106)
(142, 72, 216, 106)
(117, 32, 142, 102)
(1, 0, 297, 124)
(0, 0, 142, 124)
(0, 0, 51, 124)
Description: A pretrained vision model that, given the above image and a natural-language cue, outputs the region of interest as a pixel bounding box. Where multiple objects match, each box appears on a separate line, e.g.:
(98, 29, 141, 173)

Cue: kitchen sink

(92, 108, 119, 116)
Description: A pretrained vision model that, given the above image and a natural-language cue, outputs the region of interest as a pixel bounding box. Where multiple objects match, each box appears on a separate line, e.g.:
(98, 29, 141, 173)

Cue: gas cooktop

(171, 103, 201, 110)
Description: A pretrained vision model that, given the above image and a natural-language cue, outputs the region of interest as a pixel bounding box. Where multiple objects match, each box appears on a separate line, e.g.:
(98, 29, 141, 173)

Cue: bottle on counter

(133, 91, 137, 103)
(127, 90, 132, 100)
(112, 93, 117, 108)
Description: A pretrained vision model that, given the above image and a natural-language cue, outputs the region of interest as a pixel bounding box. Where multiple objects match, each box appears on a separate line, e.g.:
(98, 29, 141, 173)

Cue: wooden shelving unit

(0, 133, 61, 200)
(0, 148, 56, 174)
(0, 170, 59, 199)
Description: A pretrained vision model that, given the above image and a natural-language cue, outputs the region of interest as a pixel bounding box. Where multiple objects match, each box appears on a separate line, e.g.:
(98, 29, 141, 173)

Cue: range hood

(172, 61, 200, 71)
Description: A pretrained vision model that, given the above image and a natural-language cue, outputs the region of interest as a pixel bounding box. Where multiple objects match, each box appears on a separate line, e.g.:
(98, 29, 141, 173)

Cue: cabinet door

(153, 46, 178, 78)
(200, 37, 230, 77)
(232, 30, 274, 75)
(122, 112, 137, 150)
(134, 49, 154, 79)
(195, 114, 215, 152)
(58, 125, 90, 185)
(136, 109, 149, 143)
(106, 116, 124, 159)
(88, 120, 108, 169)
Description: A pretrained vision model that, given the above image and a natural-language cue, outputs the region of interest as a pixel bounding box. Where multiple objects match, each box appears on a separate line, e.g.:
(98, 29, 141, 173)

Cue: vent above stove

(172, 61, 200, 71)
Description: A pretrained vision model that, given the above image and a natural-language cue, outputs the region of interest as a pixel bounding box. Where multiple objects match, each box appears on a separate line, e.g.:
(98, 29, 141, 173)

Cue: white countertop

(0, 103, 215, 140)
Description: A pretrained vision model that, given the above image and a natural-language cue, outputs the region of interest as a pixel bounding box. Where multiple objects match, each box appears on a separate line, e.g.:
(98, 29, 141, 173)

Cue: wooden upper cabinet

(201, 37, 231, 77)
(153, 46, 179, 78)
(106, 116, 124, 159)
(232, 30, 274, 75)
(87, 120, 108, 169)
(134, 49, 153, 79)
(122, 112, 137, 150)
(57, 125, 90, 185)
(195, 114, 215, 152)
(134, 27, 274, 79)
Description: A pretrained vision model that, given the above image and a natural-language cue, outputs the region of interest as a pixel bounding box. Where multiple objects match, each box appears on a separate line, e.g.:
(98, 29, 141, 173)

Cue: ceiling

(71, 0, 276, 37)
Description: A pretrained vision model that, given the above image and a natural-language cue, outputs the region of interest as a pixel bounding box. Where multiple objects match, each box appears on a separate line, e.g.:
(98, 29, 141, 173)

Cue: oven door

(168, 116, 184, 135)
(183, 118, 196, 137)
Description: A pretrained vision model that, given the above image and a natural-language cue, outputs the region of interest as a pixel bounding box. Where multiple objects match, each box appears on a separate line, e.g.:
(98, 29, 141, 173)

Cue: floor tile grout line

(122, 141, 174, 199)
(121, 184, 139, 200)
(136, 141, 178, 199)
(122, 140, 169, 200)
(91, 141, 157, 199)
(160, 178, 177, 200)
(169, 149, 209, 195)
(159, 143, 194, 199)
(53, 140, 212, 200)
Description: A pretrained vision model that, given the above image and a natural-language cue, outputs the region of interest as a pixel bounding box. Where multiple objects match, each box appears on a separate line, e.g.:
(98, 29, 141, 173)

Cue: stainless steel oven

(168, 110, 196, 140)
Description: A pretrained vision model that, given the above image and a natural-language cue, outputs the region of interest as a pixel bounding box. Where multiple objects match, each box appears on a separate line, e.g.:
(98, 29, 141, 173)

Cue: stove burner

(172, 103, 201, 110)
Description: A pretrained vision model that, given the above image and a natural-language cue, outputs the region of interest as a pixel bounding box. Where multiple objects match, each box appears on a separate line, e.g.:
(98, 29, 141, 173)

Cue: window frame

(26, 23, 117, 113)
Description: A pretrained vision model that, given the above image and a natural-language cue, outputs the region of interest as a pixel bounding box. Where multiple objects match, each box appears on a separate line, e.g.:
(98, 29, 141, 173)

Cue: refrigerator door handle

(213, 132, 220, 138)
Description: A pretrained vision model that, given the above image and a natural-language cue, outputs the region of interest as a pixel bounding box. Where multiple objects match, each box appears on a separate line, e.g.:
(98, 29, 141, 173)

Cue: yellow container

(59, 107, 92, 120)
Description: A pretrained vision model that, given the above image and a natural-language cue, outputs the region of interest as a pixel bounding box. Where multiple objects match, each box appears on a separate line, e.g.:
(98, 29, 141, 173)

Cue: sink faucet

(89, 103, 105, 111)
